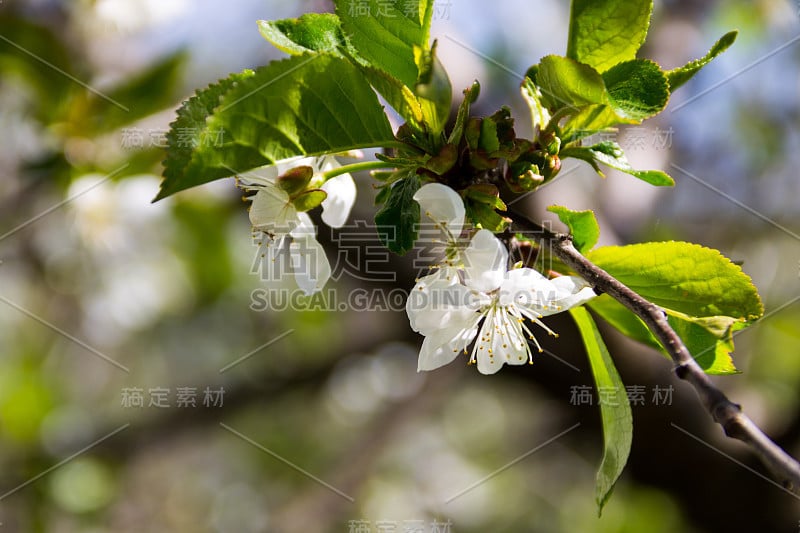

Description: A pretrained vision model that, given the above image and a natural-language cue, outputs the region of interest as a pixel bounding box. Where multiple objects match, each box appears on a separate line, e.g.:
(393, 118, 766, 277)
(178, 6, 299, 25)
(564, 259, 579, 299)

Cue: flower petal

(474, 312, 504, 375)
(413, 183, 465, 238)
(320, 173, 356, 228)
(406, 278, 482, 335)
(414, 266, 461, 285)
(497, 267, 552, 307)
(289, 212, 316, 239)
(544, 275, 596, 314)
(289, 235, 331, 294)
(471, 307, 528, 374)
(238, 156, 312, 189)
(462, 229, 508, 293)
(417, 318, 480, 371)
(250, 185, 298, 234)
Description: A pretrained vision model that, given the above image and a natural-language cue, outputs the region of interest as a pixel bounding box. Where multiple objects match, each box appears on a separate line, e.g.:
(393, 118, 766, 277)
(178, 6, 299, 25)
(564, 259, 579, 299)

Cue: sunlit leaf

(536, 55, 608, 110)
(570, 306, 633, 514)
(567, 0, 653, 73)
(335, 0, 434, 87)
(414, 41, 452, 134)
(587, 295, 742, 374)
(157, 54, 395, 200)
(258, 13, 347, 56)
(158, 70, 264, 200)
(559, 104, 623, 143)
(547, 205, 600, 253)
(602, 59, 669, 121)
(561, 142, 674, 186)
(521, 73, 551, 133)
(588, 242, 764, 320)
(666, 31, 738, 90)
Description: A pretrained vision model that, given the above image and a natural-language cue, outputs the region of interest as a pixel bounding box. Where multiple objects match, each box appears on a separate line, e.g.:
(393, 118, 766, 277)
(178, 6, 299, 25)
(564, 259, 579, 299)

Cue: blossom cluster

(405, 183, 595, 374)
(239, 158, 595, 375)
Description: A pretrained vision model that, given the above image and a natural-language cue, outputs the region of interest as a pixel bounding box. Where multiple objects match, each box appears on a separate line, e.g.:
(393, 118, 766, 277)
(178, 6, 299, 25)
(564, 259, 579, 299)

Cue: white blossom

(239, 155, 356, 229)
(406, 232, 596, 375)
(413, 183, 504, 290)
(240, 155, 356, 294)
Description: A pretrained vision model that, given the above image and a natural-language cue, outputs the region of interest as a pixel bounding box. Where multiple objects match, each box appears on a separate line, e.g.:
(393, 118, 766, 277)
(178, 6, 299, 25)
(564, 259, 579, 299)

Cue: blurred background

(0, 0, 799, 531)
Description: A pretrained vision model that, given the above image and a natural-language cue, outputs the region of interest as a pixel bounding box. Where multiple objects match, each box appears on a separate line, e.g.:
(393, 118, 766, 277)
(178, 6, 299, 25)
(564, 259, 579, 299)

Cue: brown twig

(511, 210, 800, 495)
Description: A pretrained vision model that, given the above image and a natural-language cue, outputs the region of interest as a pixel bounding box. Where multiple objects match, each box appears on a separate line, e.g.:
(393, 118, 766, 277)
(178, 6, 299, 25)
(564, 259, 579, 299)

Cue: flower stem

(322, 161, 396, 181)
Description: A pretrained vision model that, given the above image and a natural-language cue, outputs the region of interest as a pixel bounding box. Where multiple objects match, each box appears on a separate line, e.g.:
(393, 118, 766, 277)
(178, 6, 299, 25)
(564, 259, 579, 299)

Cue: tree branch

(511, 211, 800, 495)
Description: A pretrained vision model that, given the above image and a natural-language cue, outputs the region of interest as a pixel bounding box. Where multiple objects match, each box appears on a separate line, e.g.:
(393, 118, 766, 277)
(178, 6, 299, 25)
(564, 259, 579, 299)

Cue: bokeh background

(1, 0, 799, 531)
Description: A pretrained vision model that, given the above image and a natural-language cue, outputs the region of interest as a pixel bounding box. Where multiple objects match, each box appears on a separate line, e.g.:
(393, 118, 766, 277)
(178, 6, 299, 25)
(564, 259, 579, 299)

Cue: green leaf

(464, 203, 511, 233)
(375, 174, 421, 255)
(536, 55, 608, 110)
(521, 74, 551, 133)
(465, 184, 506, 211)
(464, 117, 480, 151)
(587, 242, 764, 320)
(424, 143, 458, 175)
(336, 0, 432, 87)
(602, 59, 669, 121)
(567, 0, 653, 73)
(547, 205, 600, 253)
(479, 117, 500, 153)
(257, 11, 430, 132)
(374, 183, 392, 205)
(158, 71, 265, 201)
(666, 31, 738, 91)
(585, 241, 755, 374)
(257, 7, 450, 135)
(413, 41, 452, 134)
(361, 66, 426, 127)
(448, 80, 480, 145)
(587, 295, 741, 374)
(157, 54, 395, 200)
(570, 306, 633, 514)
(561, 142, 675, 186)
(559, 104, 623, 143)
(666, 311, 741, 375)
(258, 14, 347, 56)
(465, 200, 510, 232)
(587, 295, 661, 350)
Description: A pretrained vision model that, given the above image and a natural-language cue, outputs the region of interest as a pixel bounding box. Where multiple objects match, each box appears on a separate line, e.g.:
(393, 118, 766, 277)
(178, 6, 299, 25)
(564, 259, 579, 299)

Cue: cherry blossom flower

(239, 155, 356, 294)
(238, 155, 356, 229)
(413, 183, 505, 290)
(406, 233, 596, 374)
